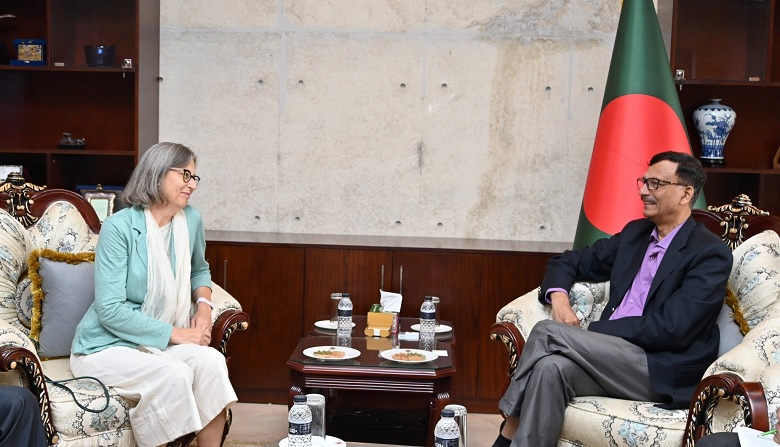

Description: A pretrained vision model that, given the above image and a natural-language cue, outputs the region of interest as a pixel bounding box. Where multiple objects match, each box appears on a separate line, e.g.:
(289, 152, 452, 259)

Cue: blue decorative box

(11, 39, 46, 66)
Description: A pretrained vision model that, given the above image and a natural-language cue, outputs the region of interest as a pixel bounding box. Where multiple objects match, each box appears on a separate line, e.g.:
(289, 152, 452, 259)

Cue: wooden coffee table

(287, 325, 455, 446)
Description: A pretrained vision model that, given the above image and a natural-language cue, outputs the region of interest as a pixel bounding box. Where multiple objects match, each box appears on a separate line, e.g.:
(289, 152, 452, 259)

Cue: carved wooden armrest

(682, 372, 768, 447)
(0, 346, 58, 445)
(210, 309, 249, 358)
(207, 282, 250, 358)
(490, 321, 526, 381)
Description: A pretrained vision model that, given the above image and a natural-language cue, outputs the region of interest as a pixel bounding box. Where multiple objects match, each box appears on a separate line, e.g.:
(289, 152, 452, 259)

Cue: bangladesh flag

(572, 0, 705, 249)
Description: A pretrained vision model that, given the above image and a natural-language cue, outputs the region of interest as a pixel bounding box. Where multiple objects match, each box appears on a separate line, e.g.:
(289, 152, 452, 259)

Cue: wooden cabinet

(476, 252, 554, 408)
(387, 251, 483, 403)
(302, 248, 392, 328)
(207, 233, 562, 413)
(670, 0, 780, 214)
(207, 243, 306, 404)
(0, 0, 159, 189)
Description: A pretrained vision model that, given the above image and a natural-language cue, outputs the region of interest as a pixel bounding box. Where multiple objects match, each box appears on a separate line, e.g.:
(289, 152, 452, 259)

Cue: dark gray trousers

(0, 386, 48, 447)
(694, 433, 740, 447)
(498, 320, 664, 447)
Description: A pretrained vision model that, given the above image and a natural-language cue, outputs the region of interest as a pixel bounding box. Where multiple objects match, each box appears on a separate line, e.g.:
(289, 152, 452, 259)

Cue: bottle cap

(424, 295, 434, 301)
(441, 408, 455, 418)
(293, 395, 307, 403)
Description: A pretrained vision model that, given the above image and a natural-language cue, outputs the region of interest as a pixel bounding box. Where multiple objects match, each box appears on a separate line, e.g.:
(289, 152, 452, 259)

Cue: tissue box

(364, 312, 394, 337)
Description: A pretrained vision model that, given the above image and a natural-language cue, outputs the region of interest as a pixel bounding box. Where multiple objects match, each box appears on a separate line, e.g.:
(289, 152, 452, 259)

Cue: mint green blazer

(71, 205, 212, 355)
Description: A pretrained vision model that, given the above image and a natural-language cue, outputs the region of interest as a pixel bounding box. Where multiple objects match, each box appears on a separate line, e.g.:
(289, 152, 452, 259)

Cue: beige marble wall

(159, 0, 624, 243)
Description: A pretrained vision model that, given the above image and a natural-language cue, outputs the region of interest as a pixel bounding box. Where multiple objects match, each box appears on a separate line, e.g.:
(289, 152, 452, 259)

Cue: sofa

(490, 194, 780, 446)
(0, 176, 249, 446)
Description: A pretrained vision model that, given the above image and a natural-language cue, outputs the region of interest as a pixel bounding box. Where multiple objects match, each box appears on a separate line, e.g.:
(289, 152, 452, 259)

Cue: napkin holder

(364, 312, 394, 337)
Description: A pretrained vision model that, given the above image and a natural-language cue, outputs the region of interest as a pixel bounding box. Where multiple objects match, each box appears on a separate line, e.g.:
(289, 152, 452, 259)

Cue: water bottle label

(421, 311, 436, 319)
(435, 437, 459, 447)
(288, 422, 311, 435)
(338, 309, 352, 317)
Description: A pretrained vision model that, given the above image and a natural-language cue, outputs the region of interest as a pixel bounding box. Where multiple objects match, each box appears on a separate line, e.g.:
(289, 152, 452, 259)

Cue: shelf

(670, 0, 780, 216)
(676, 80, 780, 88)
(0, 148, 136, 156)
(703, 167, 780, 175)
(0, 65, 136, 73)
(0, 0, 159, 190)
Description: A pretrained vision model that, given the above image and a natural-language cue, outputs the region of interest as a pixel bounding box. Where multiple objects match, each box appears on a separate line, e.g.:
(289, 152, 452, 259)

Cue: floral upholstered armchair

(490, 195, 780, 447)
(0, 174, 249, 446)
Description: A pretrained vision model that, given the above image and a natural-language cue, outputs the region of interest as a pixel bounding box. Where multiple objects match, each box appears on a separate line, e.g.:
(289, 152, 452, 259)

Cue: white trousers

(71, 344, 237, 447)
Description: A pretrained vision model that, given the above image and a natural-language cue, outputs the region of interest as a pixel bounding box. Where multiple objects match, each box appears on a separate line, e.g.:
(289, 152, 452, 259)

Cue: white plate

(410, 323, 452, 333)
(303, 346, 361, 361)
(280, 435, 346, 446)
(380, 348, 438, 364)
(314, 320, 356, 330)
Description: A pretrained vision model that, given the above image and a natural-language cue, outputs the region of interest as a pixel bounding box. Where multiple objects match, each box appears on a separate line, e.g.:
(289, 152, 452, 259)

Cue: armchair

(490, 194, 780, 447)
(0, 174, 249, 446)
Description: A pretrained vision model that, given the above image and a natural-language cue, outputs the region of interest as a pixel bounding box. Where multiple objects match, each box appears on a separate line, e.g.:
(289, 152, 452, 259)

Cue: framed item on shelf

(11, 39, 46, 66)
(83, 190, 116, 222)
(0, 165, 23, 183)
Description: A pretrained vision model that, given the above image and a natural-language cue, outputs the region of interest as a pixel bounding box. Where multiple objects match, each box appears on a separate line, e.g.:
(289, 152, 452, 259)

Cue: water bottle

(420, 295, 436, 340)
(288, 395, 312, 447)
(337, 294, 353, 337)
(434, 408, 460, 447)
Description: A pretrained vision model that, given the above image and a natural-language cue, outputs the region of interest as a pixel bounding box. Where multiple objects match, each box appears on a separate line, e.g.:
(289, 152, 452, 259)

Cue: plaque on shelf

(11, 39, 46, 66)
(77, 185, 127, 215)
(83, 190, 116, 222)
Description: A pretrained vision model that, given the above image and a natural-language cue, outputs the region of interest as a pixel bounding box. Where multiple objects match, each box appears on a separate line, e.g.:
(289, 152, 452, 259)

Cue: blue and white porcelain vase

(693, 99, 736, 165)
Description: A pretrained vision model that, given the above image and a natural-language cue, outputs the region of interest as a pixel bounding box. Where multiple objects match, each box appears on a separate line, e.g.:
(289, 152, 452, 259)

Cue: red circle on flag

(583, 94, 690, 235)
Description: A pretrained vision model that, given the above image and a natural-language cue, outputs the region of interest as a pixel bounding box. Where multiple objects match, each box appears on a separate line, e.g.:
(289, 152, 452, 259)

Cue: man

(494, 151, 733, 447)
(0, 386, 48, 447)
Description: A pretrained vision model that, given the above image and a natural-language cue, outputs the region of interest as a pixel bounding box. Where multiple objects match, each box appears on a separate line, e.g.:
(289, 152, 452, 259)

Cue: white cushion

(43, 358, 136, 446)
(728, 230, 780, 332)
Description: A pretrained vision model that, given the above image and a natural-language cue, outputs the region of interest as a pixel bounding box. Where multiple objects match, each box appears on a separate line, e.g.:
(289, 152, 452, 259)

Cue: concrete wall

(159, 0, 629, 243)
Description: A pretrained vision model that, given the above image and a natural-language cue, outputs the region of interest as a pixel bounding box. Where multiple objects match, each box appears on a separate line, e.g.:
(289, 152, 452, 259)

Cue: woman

(70, 142, 236, 447)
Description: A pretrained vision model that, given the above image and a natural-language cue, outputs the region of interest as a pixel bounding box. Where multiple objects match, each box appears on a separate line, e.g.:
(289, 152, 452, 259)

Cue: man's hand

(170, 325, 211, 346)
(550, 292, 580, 327)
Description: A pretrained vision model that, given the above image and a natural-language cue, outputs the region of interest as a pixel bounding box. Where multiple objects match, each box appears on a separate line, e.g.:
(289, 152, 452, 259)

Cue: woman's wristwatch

(196, 297, 214, 309)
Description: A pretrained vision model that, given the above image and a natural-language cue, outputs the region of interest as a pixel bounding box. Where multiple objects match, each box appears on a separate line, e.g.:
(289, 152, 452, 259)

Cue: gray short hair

(122, 142, 197, 207)
(648, 151, 706, 207)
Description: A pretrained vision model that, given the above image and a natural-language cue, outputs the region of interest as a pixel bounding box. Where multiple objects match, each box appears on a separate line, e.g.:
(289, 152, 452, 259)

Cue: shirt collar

(650, 220, 686, 249)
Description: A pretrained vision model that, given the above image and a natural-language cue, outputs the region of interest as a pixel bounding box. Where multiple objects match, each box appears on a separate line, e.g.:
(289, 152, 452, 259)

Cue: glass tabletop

(288, 335, 454, 371)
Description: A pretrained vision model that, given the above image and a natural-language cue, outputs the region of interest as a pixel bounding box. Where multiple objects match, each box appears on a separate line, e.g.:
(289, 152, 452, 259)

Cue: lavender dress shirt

(545, 221, 686, 320)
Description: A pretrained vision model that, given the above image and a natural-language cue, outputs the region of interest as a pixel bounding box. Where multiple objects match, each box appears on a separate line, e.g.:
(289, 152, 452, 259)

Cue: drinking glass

(306, 394, 326, 441)
(444, 404, 468, 446)
(330, 293, 342, 322)
(431, 296, 440, 328)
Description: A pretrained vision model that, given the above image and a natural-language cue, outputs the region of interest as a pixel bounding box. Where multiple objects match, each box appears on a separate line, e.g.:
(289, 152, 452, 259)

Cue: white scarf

(141, 208, 191, 329)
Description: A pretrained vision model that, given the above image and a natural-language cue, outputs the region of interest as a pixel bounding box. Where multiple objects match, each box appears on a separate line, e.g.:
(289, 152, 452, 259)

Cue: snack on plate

(392, 350, 426, 361)
(313, 348, 345, 359)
